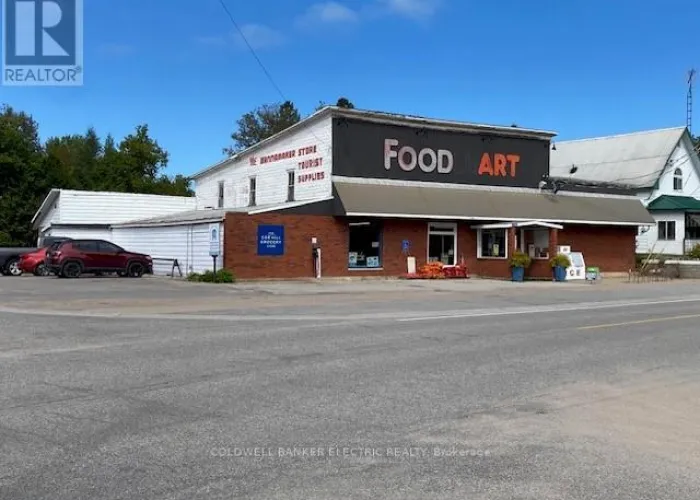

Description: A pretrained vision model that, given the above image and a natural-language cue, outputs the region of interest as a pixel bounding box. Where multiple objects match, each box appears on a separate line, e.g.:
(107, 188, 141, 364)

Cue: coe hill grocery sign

(332, 118, 551, 188)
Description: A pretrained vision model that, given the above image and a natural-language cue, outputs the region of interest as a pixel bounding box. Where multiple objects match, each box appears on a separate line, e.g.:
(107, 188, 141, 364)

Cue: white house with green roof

(550, 126, 700, 255)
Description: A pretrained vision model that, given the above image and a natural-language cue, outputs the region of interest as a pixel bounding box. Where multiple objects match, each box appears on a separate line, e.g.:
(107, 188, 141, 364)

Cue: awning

(333, 181, 655, 226)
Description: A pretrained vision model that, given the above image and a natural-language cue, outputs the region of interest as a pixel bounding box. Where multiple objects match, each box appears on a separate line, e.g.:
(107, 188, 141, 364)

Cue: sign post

(209, 223, 220, 281)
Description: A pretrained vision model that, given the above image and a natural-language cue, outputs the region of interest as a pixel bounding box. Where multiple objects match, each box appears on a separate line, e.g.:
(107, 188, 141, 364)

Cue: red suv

(47, 239, 153, 278)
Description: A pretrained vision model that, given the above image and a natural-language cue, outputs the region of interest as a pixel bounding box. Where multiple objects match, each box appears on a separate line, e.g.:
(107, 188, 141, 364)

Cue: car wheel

(5, 258, 23, 277)
(127, 262, 145, 278)
(61, 261, 82, 279)
(33, 263, 50, 277)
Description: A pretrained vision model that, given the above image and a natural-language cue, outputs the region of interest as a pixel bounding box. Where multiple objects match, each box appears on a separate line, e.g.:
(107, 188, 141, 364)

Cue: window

(673, 169, 683, 191)
(478, 229, 507, 259)
(217, 181, 224, 208)
(287, 171, 295, 202)
(523, 228, 549, 259)
(428, 223, 457, 266)
(348, 221, 382, 269)
(249, 177, 257, 207)
(98, 241, 123, 253)
(658, 221, 676, 241)
(75, 240, 99, 252)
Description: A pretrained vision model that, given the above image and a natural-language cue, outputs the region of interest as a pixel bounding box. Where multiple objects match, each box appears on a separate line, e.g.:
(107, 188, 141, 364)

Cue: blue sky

(2, 0, 698, 177)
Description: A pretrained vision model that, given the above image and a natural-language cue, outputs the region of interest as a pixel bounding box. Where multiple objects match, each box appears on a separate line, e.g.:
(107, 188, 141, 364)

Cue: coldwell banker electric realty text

(2, 0, 84, 86)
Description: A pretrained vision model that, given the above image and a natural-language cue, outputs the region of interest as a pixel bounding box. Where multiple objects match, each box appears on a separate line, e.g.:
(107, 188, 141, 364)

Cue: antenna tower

(688, 69, 696, 133)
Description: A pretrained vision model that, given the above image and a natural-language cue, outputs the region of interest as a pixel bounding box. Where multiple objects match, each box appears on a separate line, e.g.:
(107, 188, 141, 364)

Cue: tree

(315, 97, 356, 111)
(224, 101, 301, 155)
(0, 104, 192, 246)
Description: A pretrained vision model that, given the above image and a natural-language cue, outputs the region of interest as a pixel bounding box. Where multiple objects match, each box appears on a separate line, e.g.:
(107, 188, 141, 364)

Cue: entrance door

(428, 223, 457, 266)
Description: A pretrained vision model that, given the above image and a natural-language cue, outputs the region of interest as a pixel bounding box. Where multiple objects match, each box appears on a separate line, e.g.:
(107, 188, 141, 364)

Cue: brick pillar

(548, 228, 559, 257)
(508, 226, 517, 257)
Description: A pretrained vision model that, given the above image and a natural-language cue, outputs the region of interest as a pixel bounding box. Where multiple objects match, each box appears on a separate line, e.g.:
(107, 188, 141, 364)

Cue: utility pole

(688, 69, 696, 134)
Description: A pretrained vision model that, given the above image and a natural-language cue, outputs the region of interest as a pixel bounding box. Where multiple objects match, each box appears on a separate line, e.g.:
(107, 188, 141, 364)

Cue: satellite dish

(569, 165, 578, 175)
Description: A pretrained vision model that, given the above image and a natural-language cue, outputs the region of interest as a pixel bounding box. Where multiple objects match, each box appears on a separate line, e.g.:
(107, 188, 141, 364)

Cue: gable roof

(646, 195, 700, 211)
(549, 127, 687, 189)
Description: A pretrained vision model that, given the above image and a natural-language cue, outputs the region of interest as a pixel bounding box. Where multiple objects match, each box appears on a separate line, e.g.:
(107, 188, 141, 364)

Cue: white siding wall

(57, 191, 197, 225)
(38, 202, 60, 233)
(646, 136, 700, 202)
(637, 134, 700, 254)
(636, 212, 685, 255)
(195, 116, 333, 209)
(41, 226, 113, 243)
(111, 222, 223, 276)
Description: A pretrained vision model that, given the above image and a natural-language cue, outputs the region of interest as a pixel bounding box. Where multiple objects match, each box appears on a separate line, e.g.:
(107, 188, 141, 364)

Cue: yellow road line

(578, 314, 700, 331)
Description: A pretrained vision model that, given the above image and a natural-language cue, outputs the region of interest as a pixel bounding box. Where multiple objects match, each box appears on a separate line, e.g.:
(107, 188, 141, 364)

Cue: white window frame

(477, 228, 509, 260)
(427, 222, 458, 266)
(217, 180, 224, 208)
(658, 220, 676, 241)
(287, 170, 295, 202)
(248, 176, 257, 207)
(673, 168, 683, 191)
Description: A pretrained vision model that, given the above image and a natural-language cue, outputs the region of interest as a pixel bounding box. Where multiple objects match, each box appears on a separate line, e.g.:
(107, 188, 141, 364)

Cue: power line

(216, 0, 287, 102)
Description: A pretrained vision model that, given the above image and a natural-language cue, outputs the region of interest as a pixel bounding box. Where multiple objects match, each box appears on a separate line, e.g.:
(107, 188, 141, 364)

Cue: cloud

(96, 43, 134, 57)
(380, 0, 441, 18)
(195, 24, 284, 51)
(296, 1, 360, 27)
(233, 24, 285, 49)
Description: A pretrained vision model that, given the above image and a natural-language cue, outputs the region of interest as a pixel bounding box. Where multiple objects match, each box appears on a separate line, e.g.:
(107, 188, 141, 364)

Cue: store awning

(333, 181, 655, 226)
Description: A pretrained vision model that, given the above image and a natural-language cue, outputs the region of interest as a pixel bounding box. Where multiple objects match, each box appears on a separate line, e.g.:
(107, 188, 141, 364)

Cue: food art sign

(333, 118, 550, 188)
(384, 139, 522, 178)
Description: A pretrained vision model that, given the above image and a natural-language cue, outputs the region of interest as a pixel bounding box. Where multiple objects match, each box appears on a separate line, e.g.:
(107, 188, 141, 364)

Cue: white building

(550, 127, 700, 255)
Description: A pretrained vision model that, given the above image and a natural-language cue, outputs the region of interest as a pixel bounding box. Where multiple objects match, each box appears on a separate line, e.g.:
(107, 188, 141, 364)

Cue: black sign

(332, 118, 551, 188)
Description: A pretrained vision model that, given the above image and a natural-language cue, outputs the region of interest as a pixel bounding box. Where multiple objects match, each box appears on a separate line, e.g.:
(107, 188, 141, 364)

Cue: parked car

(47, 239, 153, 278)
(0, 236, 72, 277)
(19, 247, 52, 276)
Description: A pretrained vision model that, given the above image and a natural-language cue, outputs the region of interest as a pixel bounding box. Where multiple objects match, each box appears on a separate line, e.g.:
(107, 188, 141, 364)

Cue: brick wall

(224, 213, 638, 279)
(559, 224, 637, 273)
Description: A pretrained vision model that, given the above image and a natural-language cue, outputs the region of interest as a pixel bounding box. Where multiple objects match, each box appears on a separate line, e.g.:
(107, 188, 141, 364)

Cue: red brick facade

(224, 213, 638, 280)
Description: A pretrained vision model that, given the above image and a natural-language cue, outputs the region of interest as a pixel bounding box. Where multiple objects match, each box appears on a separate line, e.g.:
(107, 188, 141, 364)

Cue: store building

(550, 126, 700, 255)
(186, 106, 654, 279)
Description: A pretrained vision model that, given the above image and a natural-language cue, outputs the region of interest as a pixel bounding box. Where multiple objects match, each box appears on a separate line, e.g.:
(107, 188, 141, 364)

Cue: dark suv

(47, 239, 153, 278)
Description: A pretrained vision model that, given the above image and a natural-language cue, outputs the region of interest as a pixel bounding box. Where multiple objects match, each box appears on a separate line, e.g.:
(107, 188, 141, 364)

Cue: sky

(2, 0, 699, 178)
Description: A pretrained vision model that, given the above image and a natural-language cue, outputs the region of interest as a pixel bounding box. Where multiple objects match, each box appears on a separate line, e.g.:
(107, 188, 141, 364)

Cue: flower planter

(511, 266, 525, 282)
(553, 266, 567, 282)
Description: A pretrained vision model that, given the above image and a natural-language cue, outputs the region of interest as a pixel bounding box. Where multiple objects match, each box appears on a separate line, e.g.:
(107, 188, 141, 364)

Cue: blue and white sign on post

(401, 239, 410, 254)
(209, 224, 220, 257)
(2, 0, 84, 86)
(257, 225, 284, 256)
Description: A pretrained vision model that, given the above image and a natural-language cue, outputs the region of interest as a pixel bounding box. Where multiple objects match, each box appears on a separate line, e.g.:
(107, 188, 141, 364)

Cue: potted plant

(509, 250, 532, 282)
(550, 253, 571, 282)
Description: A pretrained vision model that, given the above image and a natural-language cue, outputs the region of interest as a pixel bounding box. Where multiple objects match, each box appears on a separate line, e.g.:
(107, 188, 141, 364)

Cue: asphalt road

(1, 277, 700, 499)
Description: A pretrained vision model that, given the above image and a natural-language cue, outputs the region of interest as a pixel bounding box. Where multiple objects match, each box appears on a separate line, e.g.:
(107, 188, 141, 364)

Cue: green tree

(315, 97, 355, 111)
(224, 100, 301, 155)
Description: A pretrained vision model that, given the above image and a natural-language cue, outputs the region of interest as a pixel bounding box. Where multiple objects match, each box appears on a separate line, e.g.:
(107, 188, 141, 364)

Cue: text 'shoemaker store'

(186, 107, 653, 280)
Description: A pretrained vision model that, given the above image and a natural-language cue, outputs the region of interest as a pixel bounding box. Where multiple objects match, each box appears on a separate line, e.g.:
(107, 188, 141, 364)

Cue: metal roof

(112, 209, 231, 228)
(549, 127, 687, 188)
(191, 106, 557, 180)
(646, 195, 700, 211)
(333, 181, 655, 226)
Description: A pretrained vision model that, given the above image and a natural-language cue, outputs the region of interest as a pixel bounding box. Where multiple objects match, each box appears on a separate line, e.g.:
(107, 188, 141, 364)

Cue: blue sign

(257, 225, 284, 256)
(2, 0, 84, 86)
(402, 239, 410, 253)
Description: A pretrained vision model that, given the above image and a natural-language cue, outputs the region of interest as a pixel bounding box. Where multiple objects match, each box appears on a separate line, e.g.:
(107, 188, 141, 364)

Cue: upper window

(478, 229, 507, 259)
(673, 168, 683, 191)
(348, 221, 382, 269)
(428, 223, 457, 266)
(249, 177, 257, 207)
(287, 171, 295, 202)
(217, 181, 224, 208)
(658, 221, 676, 241)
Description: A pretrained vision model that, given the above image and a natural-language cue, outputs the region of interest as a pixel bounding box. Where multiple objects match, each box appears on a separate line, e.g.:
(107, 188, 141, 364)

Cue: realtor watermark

(2, 0, 83, 86)
(210, 445, 491, 461)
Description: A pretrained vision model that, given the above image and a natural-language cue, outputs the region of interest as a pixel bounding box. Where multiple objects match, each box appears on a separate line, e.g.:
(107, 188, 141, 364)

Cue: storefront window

(478, 229, 507, 258)
(348, 222, 382, 269)
(428, 223, 457, 266)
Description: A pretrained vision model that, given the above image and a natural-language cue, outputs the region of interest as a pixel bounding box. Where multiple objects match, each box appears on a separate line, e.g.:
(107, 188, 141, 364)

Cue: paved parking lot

(2, 275, 700, 499)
